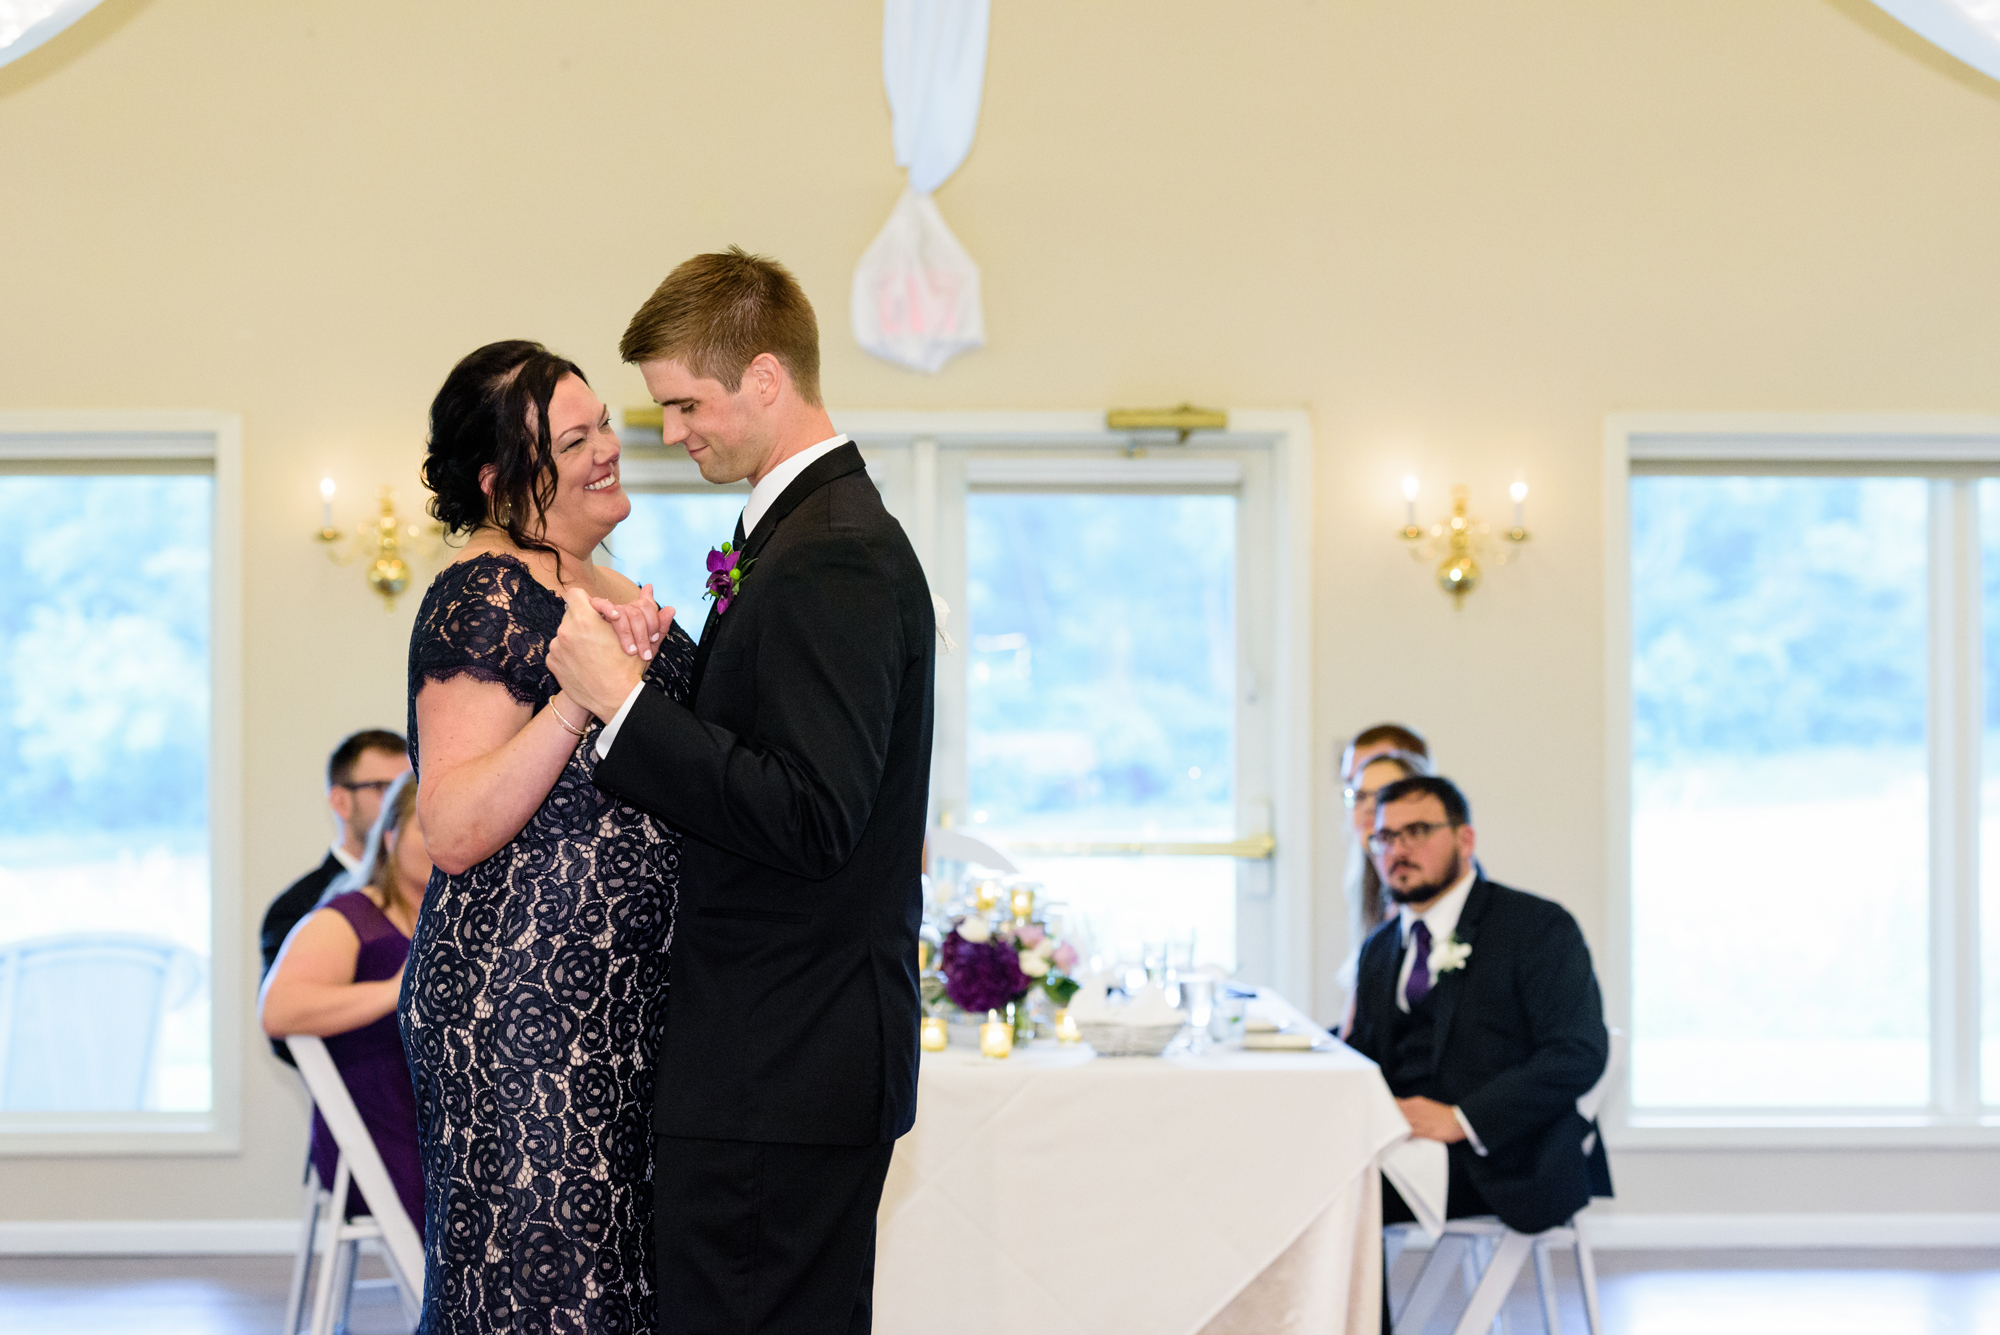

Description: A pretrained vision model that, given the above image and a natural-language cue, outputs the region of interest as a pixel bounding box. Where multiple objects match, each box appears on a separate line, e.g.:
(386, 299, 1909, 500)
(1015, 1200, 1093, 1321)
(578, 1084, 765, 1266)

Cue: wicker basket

(1076, 1020, 1185, 1058)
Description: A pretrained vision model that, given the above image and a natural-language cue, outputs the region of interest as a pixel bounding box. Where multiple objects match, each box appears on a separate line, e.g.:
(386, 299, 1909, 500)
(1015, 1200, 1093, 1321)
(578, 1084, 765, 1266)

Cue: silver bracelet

(550, 700, 590, 738)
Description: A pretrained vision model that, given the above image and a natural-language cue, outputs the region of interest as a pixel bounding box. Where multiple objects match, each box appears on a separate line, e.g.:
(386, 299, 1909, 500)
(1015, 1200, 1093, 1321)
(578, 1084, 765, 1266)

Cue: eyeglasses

(1367, 820, 1456, 853)
(1343, 785, 1391, 811)
(336, 780, 395, 795)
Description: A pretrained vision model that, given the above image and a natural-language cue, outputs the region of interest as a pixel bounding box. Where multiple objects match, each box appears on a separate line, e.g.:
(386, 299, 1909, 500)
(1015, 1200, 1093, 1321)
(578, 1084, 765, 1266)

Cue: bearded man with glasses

(1346, 774, 1612, 1237)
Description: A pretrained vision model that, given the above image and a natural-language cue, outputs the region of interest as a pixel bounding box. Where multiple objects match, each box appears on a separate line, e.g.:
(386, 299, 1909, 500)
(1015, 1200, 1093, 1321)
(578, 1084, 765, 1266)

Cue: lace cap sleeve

(408, 554, 560, 710)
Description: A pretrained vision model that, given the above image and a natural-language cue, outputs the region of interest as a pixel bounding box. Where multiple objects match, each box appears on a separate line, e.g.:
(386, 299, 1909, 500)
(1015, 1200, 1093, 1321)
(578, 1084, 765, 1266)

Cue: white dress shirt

(594, 434, 851, 760)
(330, 840, 361, 875)
(1391, 866, 1488, 1155)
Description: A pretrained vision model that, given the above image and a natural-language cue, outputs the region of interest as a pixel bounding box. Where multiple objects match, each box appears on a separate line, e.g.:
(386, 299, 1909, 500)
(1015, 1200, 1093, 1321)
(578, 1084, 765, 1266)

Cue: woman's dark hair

(421, 340, 587, 560)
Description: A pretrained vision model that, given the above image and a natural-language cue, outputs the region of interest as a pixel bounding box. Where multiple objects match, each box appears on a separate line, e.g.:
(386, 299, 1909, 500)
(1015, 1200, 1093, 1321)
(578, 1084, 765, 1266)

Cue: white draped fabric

(1873, 0, 2000, 82)
(851, 0, 989, 374)
(877, 1033, 1419, 1335)
(0, 1, 102, 69)
(885, 0, 989, 196)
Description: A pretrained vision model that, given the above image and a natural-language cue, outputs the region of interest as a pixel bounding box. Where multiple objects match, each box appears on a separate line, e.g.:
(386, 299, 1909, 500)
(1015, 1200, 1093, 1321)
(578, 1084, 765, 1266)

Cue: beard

(1386, 849, 1464, 906)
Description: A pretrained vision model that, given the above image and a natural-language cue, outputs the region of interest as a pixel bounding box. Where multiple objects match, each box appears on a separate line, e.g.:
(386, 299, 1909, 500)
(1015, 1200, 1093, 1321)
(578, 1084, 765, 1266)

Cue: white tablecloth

(876, 1003, 1415, 1335)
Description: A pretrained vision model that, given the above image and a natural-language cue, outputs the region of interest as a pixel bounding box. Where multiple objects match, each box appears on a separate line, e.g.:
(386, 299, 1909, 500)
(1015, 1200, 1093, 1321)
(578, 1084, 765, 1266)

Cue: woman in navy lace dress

(401, 341, 696, 1334)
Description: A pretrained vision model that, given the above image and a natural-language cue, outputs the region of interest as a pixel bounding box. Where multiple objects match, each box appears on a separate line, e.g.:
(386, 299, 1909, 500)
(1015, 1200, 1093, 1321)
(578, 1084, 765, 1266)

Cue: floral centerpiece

(929, 915, 1081, 1043)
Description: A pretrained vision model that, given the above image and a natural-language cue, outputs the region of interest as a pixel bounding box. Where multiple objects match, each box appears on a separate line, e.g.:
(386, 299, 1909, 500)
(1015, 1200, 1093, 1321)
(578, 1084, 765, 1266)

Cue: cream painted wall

(4, 0, 1999, 1224)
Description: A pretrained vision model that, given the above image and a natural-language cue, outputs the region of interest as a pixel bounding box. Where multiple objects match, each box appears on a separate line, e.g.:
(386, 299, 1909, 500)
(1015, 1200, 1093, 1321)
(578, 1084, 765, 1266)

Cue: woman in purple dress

(261, 771, 429, 1232)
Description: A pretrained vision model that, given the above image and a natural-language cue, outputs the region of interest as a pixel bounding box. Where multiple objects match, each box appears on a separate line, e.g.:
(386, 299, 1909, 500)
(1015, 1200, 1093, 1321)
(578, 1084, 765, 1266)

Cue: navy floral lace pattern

(401, 553, 694, 1335)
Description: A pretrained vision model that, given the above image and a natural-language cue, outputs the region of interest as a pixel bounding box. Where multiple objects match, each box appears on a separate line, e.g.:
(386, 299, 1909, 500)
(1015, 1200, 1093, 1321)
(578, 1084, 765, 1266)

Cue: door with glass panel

(932, 452, 1277, 981)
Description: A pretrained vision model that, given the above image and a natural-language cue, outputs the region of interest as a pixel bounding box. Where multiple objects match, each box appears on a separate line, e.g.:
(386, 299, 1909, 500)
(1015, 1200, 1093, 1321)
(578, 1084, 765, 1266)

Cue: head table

(875, 990, 1427, 1335)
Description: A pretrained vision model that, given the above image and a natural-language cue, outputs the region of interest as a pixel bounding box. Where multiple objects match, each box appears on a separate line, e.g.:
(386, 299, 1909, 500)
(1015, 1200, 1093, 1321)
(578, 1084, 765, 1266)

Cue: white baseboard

(8, 1212, 2000, 1257)
(1398, 1213, 2000, 1251)
(1579, 1212, 2000, 1250)
(0, 1219, 300, 1255)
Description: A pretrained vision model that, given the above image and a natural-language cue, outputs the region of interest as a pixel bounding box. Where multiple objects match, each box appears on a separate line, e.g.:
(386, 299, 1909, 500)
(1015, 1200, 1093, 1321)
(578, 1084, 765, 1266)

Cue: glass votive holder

(1054, 1008, 1081, 1045)
(1009, 885, 1036, 922)
(920, 1015, 948, 1052)
(973, 879, 1003, 912)
(980, 1009, 1013, 1060)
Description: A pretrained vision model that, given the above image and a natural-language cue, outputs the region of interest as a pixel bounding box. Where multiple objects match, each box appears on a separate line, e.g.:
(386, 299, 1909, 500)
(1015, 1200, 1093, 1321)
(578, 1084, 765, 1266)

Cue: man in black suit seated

(1346, 775, 1611, 1238)
(257, 729, 409, 1061)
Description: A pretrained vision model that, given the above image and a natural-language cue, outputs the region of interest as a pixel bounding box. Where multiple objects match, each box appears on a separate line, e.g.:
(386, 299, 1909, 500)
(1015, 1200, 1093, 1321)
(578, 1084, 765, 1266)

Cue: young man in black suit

(1346, 775, 1611, 1238)
(257, 730, 408, 1061)
(549, 248, 933, 1334)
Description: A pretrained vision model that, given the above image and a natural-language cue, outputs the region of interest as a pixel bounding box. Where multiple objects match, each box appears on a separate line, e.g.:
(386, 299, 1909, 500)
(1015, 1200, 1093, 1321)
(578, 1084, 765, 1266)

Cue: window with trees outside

(0, 414, 240, 1151)
(1617, 418, 2000, 1137)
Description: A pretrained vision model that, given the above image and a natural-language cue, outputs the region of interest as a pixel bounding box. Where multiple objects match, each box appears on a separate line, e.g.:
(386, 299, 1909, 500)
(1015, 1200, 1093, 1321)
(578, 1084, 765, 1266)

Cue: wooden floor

(1, 1249, 1998, 1334)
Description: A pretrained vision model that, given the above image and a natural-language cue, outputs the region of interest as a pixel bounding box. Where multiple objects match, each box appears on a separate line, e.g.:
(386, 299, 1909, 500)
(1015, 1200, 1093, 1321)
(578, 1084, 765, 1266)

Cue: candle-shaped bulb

(319, 477, 336, 530)
(1509, 480, 1527, 535)
(320, 477, 336, 500)
(1510, 481, 1527, 505)
(1401, 476, 1419, 531)
(1402, 476, 1420, 502)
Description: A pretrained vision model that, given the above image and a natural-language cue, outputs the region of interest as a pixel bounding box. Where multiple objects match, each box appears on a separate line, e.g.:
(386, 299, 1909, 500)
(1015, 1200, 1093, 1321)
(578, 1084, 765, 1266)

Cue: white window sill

(1609, 1113, 2000, 1150)
(0, 1112, 238, 1157)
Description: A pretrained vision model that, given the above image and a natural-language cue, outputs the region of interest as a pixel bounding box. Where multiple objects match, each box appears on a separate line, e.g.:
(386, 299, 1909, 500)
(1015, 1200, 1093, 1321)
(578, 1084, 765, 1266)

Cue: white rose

(957, 917, 991, 944)
(1018, 950, 1051, 977)
(1033, 937, 1057, 960)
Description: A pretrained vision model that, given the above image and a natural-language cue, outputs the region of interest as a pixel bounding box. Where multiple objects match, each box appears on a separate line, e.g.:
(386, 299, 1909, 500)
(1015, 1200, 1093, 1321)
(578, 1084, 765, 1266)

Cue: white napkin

(1381, 1137, 1449, 1239)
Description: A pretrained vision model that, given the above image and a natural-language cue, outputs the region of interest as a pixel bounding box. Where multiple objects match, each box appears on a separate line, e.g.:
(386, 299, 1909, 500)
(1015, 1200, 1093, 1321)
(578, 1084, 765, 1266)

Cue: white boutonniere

(1429, 934, 1472, 976)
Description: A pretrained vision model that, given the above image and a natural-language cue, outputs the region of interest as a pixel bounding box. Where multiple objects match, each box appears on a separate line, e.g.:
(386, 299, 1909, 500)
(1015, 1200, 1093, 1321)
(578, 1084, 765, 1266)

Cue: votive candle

(980, 1009, 1012, 1059)
(920, 1016, 948, 1052)
(1054, 1009, 1081, 1044)
(1009, 886, 1036, 922)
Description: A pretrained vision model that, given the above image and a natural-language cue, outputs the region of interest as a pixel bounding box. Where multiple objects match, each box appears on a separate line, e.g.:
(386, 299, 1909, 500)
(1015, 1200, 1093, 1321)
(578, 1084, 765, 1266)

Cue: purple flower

(704, 543, 751, 614)
(939, 930, 1030, 1014)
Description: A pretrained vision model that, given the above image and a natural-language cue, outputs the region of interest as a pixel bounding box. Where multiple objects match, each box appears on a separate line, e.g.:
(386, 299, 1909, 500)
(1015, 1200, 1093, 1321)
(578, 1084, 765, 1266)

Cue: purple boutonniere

(705, 542, 754, 614)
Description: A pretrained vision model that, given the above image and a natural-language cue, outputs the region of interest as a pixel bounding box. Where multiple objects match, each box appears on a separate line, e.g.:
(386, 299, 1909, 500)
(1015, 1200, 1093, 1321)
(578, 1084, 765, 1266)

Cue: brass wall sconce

(1399, 478, 1529, 606)
(316, 479, 442, 611)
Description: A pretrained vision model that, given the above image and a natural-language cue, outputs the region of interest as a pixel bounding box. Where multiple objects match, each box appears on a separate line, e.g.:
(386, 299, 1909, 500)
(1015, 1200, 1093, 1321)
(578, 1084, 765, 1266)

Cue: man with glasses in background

(257, 729, 410, 1062)
(1346, 774, 1612, 1236)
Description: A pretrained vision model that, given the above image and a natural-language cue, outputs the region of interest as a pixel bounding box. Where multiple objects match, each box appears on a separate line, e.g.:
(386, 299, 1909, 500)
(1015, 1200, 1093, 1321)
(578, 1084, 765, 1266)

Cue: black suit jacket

(594, 443, 935, 1146)
(1348, 876, 1612, 1234)
(258, 851, 347, 1064)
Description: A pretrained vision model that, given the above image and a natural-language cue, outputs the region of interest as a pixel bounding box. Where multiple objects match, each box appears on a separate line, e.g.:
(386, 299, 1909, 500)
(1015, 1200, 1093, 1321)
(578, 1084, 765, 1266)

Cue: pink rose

(1017, 924, 1045, 947)
(1053, 943, 1078, 972)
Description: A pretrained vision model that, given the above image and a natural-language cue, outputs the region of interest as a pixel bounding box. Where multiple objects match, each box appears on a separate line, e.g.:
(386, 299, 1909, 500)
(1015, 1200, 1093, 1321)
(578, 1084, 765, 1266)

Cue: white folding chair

(280, 1159, 332, 1335)
(1389, 1029, 1625, 1335)
(285, 1035, 425, 1334)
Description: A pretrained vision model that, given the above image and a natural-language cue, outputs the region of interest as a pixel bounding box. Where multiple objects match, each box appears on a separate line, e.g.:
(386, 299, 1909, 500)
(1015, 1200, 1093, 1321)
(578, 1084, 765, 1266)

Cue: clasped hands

(546, 584, 674, 722)
(1396, 1095, 1468, 1144)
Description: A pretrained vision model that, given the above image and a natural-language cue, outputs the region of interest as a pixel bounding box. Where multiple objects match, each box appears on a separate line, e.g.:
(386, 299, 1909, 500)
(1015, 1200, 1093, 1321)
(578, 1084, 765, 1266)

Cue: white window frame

(0, 412, 244, 1156)
(1605, 412, 2000, 1148)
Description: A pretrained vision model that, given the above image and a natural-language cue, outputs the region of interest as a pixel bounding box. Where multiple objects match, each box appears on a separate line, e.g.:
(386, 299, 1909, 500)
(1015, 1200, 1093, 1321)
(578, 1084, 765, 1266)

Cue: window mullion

(1931, 479, 1982, 1119)
(1953, 480, 1984, 1115)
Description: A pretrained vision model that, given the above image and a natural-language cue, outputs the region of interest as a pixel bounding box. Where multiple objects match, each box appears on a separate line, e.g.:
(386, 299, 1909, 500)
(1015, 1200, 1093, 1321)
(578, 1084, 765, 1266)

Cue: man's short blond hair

(620, 246, 822, 406)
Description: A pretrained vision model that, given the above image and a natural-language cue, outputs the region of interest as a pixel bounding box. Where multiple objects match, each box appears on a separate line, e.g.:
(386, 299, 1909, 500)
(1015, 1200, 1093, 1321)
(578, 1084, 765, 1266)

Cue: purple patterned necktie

(1405, 920, 1433, 1008)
